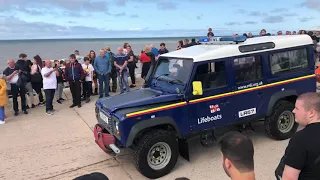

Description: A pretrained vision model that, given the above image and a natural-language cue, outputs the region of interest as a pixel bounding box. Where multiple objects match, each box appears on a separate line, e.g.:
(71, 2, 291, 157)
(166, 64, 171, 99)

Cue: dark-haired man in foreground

(219, 131, 255, 180)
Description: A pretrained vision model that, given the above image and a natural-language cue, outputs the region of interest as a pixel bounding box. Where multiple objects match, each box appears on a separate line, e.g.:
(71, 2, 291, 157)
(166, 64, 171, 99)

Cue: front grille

(98, 108, 113, 134)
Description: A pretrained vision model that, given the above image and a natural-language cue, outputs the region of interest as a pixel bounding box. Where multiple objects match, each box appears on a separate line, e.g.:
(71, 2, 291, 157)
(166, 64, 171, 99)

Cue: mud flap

(178, 138, 190, 161)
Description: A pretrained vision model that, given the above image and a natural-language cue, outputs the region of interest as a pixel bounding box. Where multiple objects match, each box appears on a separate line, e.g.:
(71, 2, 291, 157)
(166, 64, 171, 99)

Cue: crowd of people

(0, 42, 171, 120)
(0, 28, 319, 121)
(0, 29, 320, 179)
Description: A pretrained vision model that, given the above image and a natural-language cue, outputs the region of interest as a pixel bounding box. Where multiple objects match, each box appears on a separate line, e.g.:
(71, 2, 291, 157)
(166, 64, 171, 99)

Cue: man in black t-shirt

(16, 53, 34, 109)
(276, 92, 320, 180)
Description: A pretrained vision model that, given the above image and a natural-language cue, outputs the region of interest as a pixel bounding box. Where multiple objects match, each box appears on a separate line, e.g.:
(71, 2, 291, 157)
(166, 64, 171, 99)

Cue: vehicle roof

(161, 35, 314, 62)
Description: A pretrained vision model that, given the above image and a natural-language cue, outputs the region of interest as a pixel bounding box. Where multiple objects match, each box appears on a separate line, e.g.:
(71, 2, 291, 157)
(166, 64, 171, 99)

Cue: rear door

(187, 59, 235, 132)
(230, 54, 266, 122)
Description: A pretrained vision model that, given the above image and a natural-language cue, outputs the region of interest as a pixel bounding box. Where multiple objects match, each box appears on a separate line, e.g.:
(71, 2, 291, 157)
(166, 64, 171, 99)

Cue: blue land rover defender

(94, 35, 316, 179)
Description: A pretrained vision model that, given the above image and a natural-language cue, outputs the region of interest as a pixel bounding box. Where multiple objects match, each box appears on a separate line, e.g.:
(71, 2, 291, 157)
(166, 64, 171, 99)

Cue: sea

(0, 36, 202, 72)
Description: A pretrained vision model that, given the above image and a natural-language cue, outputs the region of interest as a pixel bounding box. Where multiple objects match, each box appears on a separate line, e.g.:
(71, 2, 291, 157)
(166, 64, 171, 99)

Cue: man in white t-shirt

(41, 60, 59, 115)
(81, 57, 94, 103)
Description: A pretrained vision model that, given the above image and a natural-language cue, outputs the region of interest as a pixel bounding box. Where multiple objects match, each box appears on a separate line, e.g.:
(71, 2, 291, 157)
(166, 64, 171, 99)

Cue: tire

(265, 100, 298, 140)
(133, 129, 179, 179)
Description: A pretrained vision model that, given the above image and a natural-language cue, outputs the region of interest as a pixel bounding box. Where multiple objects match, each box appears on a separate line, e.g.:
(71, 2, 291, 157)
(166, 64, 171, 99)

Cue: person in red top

(140, 46, 152, 79)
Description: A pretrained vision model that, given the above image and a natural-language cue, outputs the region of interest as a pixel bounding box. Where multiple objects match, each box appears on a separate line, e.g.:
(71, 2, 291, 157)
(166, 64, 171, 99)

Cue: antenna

(198, 36, 247, 45)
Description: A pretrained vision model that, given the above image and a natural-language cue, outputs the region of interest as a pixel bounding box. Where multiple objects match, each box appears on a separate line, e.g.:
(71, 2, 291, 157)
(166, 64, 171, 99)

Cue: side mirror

(192, 81, 203, 95)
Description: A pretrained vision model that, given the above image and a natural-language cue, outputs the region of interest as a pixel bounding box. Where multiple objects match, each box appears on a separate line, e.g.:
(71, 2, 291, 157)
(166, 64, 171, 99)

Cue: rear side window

(234, 55, 263, 83)
(270, 48, 308, 75)
(193, 61, 227, 90)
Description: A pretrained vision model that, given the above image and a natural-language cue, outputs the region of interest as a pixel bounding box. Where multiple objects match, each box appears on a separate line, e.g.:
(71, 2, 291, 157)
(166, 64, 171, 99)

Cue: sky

(0, 0, 319, 40)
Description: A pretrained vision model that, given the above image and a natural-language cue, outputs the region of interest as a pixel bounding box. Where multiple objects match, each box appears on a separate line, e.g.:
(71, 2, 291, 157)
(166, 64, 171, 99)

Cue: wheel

(265, 100, 298, 140)
(133, 129, 179, 179)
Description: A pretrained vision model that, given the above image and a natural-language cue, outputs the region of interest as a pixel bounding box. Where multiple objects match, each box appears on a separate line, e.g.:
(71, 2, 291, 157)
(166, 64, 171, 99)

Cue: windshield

(152, 57, 193, 86)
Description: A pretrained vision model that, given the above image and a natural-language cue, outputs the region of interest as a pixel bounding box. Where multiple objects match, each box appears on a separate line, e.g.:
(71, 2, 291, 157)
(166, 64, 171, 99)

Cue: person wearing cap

(105, 46, 117, 93)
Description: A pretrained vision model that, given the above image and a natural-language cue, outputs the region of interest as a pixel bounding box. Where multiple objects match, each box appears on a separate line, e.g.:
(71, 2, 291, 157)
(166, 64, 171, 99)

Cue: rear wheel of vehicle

(265, 100, 298, 140)
(134, 129, 179, 179)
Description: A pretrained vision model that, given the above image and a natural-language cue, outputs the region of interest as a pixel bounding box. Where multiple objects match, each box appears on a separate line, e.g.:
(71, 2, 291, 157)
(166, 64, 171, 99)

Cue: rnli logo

(210, 104, 220, 113)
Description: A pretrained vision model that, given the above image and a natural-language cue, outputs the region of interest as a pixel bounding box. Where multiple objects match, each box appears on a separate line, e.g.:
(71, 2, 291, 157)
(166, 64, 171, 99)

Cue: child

(0, 73, 8, 125)
(82, 57, 94, 103)
(55, 60, 65, 104)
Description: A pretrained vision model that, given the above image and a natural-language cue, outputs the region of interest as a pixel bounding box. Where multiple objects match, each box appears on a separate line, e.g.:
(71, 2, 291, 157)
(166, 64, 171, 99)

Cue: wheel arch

(266, 90, 298, 116)
(126, 116, 182, 147)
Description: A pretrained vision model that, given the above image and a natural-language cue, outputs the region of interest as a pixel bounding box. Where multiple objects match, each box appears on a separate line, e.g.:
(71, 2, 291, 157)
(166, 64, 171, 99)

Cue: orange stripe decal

(126, 74, 315, 118)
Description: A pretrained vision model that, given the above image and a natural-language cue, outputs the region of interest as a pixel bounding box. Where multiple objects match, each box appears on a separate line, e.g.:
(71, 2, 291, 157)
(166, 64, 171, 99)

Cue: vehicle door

(230, 54, 265, 122)
(187, 59, 235, 132)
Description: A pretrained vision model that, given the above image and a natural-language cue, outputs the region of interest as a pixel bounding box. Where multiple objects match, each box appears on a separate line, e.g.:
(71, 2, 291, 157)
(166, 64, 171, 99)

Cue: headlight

(113, 117, 120, 137)
(115, 121, 119, 131)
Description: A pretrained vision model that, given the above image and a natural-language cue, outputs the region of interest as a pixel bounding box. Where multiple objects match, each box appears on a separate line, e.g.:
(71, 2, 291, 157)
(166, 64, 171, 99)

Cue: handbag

(31, 65, 43, 83)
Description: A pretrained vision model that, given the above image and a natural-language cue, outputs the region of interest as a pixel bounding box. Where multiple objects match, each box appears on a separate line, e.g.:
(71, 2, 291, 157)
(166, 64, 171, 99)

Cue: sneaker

(130, 84, 136, 88)
(23, 110, 28, 114)
(57, 100, 62, 104)
(14, 112, 19, 116)
(46, 111, 53, 115)
(0, 121, 5, 125)
(78, 104, 81, 108)
(31, 104, 36, 108)
(39, 102, 45, 106)
(26, 105, 30, 109)
(81, 97, 86, 101)
(51, 109, 58, 113)
(59, 98, 65, 101)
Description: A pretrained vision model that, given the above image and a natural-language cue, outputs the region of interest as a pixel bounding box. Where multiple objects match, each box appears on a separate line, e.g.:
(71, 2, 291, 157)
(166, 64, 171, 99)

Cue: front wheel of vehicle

(265, 100, 298, 140)
(134, 129, 179, 179)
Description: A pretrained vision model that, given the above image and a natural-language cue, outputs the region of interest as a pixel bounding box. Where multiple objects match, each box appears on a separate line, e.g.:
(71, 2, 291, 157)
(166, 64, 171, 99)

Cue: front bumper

(94, 124, 120, 154)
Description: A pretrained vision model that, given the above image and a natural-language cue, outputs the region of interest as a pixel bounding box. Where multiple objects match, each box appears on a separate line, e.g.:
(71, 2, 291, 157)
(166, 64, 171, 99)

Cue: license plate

(99, 111, 109, 124)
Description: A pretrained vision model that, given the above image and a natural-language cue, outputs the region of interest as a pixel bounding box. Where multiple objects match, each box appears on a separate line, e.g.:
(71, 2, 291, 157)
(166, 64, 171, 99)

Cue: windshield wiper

(155, 73, 169, 81)
(168, 78, 185, 85)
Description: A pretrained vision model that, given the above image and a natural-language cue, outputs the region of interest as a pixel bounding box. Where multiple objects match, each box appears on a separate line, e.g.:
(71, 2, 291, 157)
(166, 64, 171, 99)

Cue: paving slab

(0, 77, 309, 180)
(0, 97, 115, 180)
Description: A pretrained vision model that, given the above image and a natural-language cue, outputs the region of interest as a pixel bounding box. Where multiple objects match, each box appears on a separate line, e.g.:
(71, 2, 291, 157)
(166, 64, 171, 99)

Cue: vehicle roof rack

(198, 35, 247, 45)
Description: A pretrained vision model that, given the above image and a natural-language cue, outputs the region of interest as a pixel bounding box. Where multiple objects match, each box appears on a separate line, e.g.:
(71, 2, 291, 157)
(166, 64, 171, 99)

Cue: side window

(270, 48, 308, 75)
(193, 61, 226, 90)
(234, 55, 263, 83)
